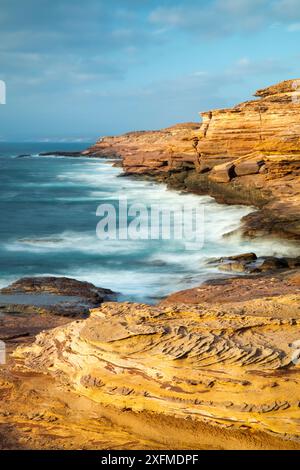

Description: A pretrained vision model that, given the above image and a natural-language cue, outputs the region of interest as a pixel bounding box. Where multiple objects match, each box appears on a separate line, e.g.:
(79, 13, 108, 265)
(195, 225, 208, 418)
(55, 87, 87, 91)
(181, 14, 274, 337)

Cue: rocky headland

(1, 79, 300, 449)
(85, 79, 300, 240)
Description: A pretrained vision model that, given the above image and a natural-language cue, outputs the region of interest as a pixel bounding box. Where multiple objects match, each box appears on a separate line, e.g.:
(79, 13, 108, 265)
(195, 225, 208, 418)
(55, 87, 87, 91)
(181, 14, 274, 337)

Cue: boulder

(283, 257, 300, 269)
(206, 253, 257, 265)
(234, 159, 264, 176)
(259, 257, 289, 272)
(224, 252, 257, 262)
(209, 162, 235, 183)
(219, 261, 248, 273)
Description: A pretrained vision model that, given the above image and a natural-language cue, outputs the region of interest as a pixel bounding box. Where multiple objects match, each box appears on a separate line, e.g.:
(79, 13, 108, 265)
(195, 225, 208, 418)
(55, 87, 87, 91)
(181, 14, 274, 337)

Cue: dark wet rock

(258, 257, 289, 272)
(282, 257, 300, 269)
(0, 276, 116, 317)
(39, 151, 83, 157)
(226, 253, 257, 262)
(207, 253, 257, 273)
(207, 253, 257, 265)
(219, 261, 249, 273)
(206, 253, 298, 275)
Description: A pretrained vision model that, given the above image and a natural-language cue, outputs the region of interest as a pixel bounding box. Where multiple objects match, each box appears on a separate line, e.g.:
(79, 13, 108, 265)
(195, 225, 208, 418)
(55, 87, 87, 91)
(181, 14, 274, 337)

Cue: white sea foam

(2, 155, 299, 302)
(4, 231, 150, 255)
(65, 266, 203, 302)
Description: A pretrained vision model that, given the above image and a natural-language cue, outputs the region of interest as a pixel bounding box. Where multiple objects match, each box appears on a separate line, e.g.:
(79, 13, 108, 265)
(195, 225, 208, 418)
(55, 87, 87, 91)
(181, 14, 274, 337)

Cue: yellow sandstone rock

(14, 293, 300, 449)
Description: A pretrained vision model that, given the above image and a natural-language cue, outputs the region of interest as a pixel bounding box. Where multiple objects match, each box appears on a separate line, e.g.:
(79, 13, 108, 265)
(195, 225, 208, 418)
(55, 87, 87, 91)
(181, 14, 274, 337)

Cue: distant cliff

(84, 122, 201, 174)
(85, 80, 300, 239)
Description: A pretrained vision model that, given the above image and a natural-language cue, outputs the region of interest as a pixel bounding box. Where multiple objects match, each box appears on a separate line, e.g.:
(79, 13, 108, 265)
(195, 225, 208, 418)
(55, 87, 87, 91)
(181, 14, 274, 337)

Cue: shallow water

(0, 142, 299, 303)
(0, 293, 83, 306)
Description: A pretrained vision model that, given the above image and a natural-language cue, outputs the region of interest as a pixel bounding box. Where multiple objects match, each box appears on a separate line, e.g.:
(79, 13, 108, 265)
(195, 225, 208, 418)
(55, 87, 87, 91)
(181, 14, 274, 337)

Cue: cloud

(0, 0, 171, 107)
(232, 57, 292, 75)
(273, 0, 300, 19)
(149, 0, 300, 37)
(287, 23, 300, 32)
(80, 55, 293, 113)
(0, 1, 161, 53)
(0, 0, 299, 140)
(0, 1, 166, 101)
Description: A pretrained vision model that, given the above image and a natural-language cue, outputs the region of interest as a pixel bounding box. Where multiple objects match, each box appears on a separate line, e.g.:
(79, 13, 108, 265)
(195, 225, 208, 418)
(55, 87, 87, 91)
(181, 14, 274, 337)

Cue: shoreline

(1, 78, 300, 450)
(0, 191, 299, 449)
(82, 81, 300, 242)
(36, 151, 300, 252)
(5, 150, 299, 306)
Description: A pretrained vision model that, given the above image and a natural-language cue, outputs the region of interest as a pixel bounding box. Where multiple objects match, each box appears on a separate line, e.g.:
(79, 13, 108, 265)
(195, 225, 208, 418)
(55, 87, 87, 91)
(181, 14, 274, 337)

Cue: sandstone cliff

(84, 122, 201, 174)
(85, 79, 300, 239)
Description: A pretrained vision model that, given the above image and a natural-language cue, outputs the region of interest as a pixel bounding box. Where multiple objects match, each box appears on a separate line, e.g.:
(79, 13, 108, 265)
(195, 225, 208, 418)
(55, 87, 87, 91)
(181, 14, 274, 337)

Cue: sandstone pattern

(14, 284, 300, 449)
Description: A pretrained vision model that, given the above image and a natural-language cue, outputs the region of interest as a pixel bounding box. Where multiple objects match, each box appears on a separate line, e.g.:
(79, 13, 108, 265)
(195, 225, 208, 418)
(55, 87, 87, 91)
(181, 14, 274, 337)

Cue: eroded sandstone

(10, 276, 300, 449)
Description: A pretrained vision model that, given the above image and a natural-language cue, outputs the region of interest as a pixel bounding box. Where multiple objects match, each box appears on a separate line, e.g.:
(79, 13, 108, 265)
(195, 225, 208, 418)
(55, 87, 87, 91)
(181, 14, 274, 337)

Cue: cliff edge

(85, 79, 300, 239)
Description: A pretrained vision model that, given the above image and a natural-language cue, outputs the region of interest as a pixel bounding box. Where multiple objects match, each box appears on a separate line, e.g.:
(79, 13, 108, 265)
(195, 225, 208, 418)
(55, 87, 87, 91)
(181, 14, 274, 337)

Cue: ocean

(0, 142, 298, 303)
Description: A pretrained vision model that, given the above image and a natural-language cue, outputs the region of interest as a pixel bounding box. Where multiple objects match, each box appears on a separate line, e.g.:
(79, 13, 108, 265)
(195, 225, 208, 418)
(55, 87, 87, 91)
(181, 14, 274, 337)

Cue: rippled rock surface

(14, 286, 300, 448)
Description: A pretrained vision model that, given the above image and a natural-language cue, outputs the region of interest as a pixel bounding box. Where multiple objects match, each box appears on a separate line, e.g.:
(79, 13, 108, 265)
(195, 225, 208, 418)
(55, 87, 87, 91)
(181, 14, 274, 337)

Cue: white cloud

(192, 71, 208, 77)
(149, 0, 300, 37)
(237, 57, 251, 66)
(287, 23, 300, 32)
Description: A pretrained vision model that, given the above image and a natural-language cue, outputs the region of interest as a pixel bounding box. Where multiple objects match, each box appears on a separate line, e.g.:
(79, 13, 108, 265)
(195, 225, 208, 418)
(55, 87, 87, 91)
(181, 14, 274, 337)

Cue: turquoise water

(0, 143, 298, 303)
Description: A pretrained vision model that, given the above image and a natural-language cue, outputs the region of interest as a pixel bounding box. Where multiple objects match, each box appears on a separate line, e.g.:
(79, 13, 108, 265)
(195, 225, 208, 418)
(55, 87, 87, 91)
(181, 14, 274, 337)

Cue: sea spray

(0, 145, 299, 303)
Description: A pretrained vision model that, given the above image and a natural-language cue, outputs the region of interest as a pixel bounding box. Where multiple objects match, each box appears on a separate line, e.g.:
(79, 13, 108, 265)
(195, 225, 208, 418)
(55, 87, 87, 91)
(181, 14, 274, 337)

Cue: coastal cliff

(1, 79, 300, 450)
(85, 79, 300, 239)
(84, 122, 201, 174)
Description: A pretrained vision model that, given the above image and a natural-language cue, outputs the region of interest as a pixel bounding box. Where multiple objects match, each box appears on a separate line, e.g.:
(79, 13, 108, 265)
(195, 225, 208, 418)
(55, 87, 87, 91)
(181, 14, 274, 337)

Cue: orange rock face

(86, 79, 300, 176)
(85, 79, 300, 239)
(198, 80, 300, 167)
(85, 122, 201, 175)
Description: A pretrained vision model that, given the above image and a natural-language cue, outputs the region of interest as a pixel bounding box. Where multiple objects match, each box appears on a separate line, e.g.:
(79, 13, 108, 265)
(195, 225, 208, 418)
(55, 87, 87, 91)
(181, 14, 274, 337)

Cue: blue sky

(0, 0, 299, 141)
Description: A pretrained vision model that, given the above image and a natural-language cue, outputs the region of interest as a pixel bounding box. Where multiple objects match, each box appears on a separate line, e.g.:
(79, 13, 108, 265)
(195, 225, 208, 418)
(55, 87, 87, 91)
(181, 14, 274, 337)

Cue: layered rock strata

(12, 271, 300, 449)
(84, 122, 201, 174)
(85, 79, 300, 239)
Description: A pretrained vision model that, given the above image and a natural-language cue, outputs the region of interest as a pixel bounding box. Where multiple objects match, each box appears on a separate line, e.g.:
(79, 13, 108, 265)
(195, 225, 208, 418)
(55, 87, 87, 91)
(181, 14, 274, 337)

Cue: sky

(0, 0, 300, 141)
